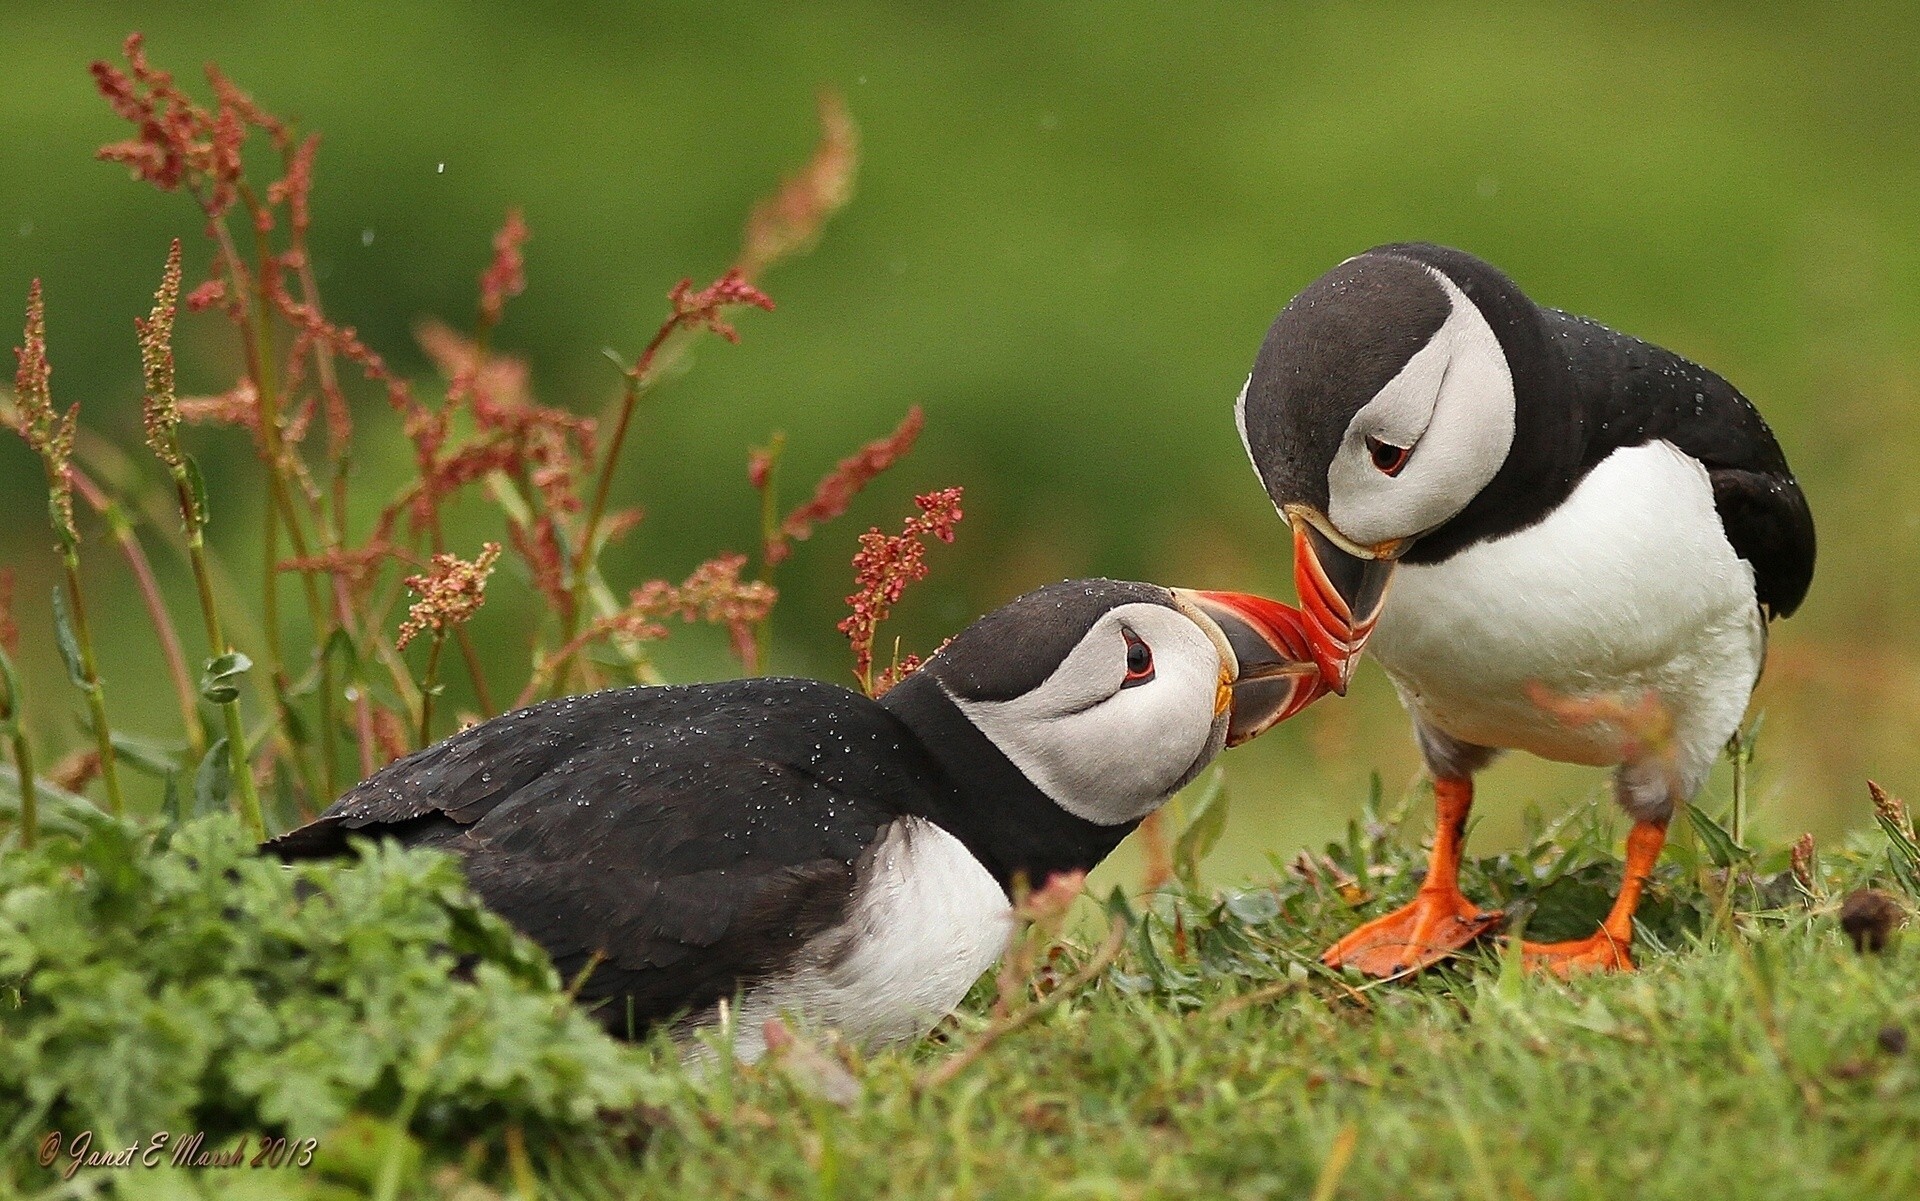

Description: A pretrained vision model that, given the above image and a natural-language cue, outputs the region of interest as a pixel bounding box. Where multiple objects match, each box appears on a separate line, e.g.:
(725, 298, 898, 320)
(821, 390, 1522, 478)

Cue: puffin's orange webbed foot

(1521, 928, 1634, 977)
(1321, 888, 1504, 977)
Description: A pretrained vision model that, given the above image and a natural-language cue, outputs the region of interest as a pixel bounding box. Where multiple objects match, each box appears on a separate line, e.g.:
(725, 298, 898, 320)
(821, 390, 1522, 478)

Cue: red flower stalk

(206, 62, 290, 148)
(478, 208, 528, 329)
(266, 133, 320, 236)
(280, 543, 409, 608)
(839, 487, 963, 695)
(514, 554, 777, 707)
(768, 405, 924, 564)
(177, 381, 260, 430)
(185, 278, 227, 313)
(91, 34, 248, 216)
(739, 90, 859, 281)
(396, 542, 502, 650)
(661, 269, 774, 349)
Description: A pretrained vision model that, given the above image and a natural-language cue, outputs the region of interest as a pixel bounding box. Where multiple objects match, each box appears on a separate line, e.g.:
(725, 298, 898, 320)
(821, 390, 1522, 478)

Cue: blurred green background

(3, 1, 1917, 884)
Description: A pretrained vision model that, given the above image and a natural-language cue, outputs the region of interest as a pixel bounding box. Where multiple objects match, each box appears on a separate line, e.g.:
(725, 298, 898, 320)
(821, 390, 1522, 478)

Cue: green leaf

(48, 495, 77, 552)
(0, 645, 20, 729)
(109, 732, 186, 778)
(1173, 768, 1229, 889)
(323, 625, 361, 676)
(1686, 802, 1751, 869)
(1876, 814, 1920, 897)
(200, 651, 253, 705)
(50, 585, 87, 689)
(183, 454, 211, 527)
(194, 736, 233, 816)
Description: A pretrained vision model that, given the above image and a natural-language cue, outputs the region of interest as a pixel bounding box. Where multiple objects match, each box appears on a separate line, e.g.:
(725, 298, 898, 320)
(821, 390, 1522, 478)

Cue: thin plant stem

(69, 467, 205, 758)
(417, 633, 445, 748)
(9, 731, 34, 850)
(167, 466, 267, 841)
(752, 433, 786, 674)
(56, 551, 124, 815)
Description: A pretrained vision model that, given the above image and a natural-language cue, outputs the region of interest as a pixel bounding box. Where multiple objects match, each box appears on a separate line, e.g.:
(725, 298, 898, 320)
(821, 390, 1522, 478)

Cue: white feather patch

(722, 817, 1011, 1062)
(1370, 440, 1765, 805)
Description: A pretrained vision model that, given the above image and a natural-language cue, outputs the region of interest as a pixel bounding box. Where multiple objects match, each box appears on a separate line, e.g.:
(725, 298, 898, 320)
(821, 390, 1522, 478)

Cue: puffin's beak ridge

(1175, 589, 1330, 746)
(1290, 518, 1396, 695)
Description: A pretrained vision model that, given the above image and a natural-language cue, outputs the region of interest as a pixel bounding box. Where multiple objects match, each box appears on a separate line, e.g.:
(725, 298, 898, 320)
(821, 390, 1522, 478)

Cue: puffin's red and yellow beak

(1288, 511, 1400, 695)
(1174, 589, 1330, 746)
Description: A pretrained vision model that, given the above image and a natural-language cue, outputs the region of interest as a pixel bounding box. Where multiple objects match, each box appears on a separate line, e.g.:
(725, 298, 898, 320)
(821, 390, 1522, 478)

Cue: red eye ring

(1366, 434, 1412, 477)
(1121, 628, 1155, 686)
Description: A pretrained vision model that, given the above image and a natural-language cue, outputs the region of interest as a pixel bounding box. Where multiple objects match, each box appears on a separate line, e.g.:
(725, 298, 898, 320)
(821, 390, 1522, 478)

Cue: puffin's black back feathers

(272, 680, 928, 1034)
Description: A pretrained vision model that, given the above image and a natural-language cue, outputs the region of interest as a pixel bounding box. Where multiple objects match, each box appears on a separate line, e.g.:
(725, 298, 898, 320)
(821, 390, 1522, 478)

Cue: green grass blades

(3, 791, 1917, 1196)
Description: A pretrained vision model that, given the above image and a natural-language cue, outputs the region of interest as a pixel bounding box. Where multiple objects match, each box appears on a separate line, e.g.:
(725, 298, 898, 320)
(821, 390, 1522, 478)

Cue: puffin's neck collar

(879, 672, 1138, 896)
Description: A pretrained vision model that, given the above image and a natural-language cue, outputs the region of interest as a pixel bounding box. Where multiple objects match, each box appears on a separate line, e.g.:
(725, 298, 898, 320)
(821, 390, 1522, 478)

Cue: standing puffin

(271, 579, 1325, 1056)
(1236, 242, 1815, 976)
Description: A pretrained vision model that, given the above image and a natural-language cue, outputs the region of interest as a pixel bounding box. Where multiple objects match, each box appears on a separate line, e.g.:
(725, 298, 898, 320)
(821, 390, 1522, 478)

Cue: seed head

(138, 239, 185, 469)
(397, 543, 502, 649)
(1839, 888, 1904, 955)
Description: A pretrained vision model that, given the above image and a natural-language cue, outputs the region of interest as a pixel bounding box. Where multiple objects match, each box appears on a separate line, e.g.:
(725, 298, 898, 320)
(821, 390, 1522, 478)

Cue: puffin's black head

(1237, 243, 1524, 691)
(892, 579, 1325, 827)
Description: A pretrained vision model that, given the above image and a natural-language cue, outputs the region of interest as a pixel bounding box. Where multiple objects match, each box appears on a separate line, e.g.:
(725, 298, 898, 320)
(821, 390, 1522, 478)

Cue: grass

(4, 761, 1915, 1197)
(597, 787, 1919, 1201)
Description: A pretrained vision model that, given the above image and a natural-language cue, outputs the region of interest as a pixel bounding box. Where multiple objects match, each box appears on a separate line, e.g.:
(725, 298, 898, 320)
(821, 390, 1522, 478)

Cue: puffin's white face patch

(949, 602, 1226, 826)
(1326, 268, 1516, 545)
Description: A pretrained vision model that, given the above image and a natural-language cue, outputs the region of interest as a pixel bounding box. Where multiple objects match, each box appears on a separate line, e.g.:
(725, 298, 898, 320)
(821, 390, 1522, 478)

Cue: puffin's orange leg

(1322, 776, 1503, 976)
(1522, 819, 1668, 976)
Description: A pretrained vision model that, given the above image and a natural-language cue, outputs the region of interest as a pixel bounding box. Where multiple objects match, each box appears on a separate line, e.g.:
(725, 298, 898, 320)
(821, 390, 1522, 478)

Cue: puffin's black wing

(269, 679, 935, 1035)
(1545, 310, 1817, 618)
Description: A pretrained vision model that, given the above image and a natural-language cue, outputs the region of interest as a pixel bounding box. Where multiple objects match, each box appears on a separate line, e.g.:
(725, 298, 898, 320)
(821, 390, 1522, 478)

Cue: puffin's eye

(1366, 434, 1412, 477)
(1121, 628, 1155, 687)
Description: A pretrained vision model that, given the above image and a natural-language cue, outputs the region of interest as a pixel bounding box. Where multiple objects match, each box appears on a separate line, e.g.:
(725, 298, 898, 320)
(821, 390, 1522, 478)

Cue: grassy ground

(19, 777, 1911, 1200)
(598, 791, 1919, 1201)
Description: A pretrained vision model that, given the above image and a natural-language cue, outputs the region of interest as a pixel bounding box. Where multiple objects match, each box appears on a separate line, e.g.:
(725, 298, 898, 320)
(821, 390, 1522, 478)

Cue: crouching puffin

(1236, 242, 1814, 976)
(270, 579, 1325, 1056)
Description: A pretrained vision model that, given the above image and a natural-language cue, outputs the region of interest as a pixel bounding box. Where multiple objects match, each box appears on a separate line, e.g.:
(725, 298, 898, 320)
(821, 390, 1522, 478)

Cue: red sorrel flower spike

(478, 208, 528, 329)
(396, 542, 502, 650)
(739, 90, 859, 281)
(771, 405, 924, 563)
(205, 61, 289, 148)
(838, 486, 964, 695)
(267, 133, 320, 236)
(662, 269, 774, 348)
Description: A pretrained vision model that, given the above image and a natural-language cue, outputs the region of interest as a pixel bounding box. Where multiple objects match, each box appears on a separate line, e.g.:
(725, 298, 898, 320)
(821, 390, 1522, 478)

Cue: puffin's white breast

(725, 816, 1011, 1061)
(1369, 440, 1765, 784)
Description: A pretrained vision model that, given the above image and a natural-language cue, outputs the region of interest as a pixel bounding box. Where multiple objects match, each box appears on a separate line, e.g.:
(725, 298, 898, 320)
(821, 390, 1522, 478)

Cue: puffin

(1235, 242, 1815, 976)
(270, 579, 1326, 1056)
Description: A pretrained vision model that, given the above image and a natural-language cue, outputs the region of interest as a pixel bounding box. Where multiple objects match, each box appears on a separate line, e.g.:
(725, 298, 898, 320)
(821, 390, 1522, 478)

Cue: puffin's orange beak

(1175, 589, 1330, 746)
(1289, 514, 1398, 695)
